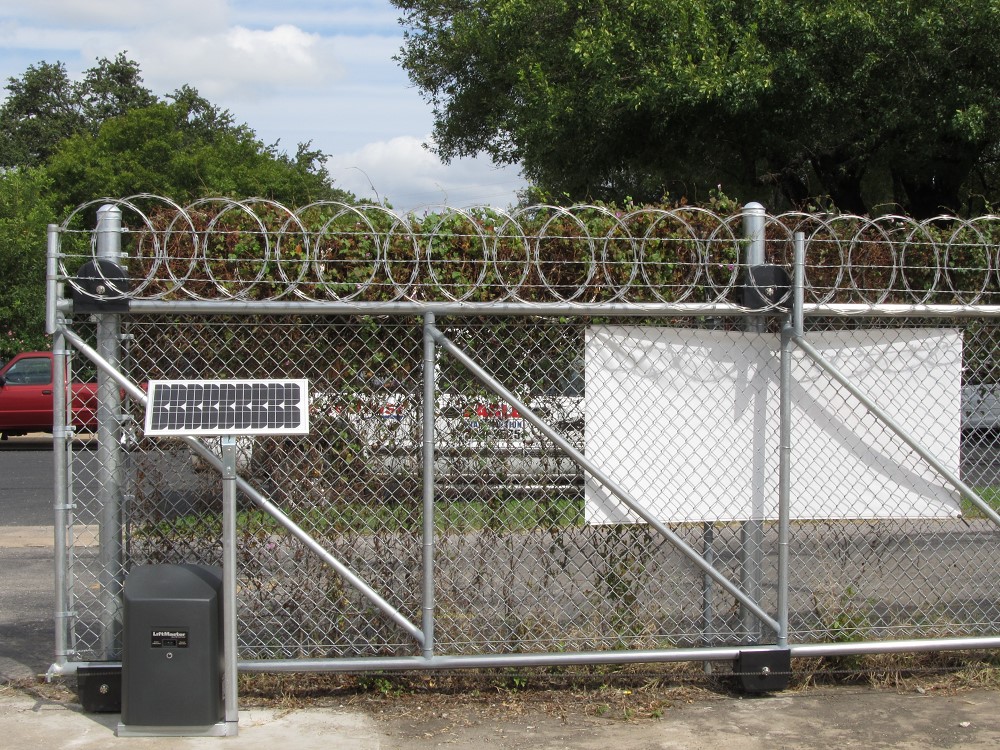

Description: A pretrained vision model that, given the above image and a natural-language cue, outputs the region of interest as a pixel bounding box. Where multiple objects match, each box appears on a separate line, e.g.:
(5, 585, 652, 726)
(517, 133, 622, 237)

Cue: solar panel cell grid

(144, 379, 308, 436)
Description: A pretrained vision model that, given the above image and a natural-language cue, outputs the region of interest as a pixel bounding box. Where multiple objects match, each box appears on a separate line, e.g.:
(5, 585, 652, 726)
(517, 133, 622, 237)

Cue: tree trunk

(810, 153, 868, 215)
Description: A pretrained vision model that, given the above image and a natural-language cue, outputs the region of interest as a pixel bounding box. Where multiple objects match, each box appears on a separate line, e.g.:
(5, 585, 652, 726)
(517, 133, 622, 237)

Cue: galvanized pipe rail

(55, 298, 1000, 318)
(54, 328, 427, 652)
(44, 201, 1000, 680)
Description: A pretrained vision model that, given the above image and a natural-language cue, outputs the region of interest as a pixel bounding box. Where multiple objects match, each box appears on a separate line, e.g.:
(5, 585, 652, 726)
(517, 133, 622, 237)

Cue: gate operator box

(121, 564, 223, 730)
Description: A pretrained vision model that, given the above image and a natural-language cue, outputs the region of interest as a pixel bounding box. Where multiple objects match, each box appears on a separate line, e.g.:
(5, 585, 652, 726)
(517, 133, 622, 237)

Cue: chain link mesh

(58, 314, 1000, 663)
(50, 200, 1000, 666)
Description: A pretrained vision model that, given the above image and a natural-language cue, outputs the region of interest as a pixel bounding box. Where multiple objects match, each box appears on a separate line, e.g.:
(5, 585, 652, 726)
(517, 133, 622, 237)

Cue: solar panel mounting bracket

(140, 378, 309, 735)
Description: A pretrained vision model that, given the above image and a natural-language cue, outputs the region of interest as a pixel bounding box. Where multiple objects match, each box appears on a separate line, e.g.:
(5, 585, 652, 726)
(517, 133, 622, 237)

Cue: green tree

(0, 54, 156, 169)
(44, 94, 350, 207)
(392, 0, 1000, 217)
(80, 52, 158, 124)
(0, 55, 355, 353)
(0, 169, 56, 359)
(754, 1, 1000, 217)
(0, 61, 85, 168)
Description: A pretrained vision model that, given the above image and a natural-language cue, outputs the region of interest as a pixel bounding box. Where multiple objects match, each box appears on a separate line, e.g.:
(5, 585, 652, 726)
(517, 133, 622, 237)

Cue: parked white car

(306, 378, 583, 492)
(962, 384, 1000, 434)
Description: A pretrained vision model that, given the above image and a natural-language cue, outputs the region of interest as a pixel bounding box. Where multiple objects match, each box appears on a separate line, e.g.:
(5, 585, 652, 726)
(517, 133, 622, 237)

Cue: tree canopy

(0, 168, 55, 357)
(392, 0, 1000, 216)
(46, 92, 341, 207)
(0, 55, 351, 208)
(0, 54, 354, 357)
(0, 54, 156, 169)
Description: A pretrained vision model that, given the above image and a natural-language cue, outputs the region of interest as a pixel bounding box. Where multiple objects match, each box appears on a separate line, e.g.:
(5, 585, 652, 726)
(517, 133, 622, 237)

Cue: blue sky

(0, 0, 528, 211)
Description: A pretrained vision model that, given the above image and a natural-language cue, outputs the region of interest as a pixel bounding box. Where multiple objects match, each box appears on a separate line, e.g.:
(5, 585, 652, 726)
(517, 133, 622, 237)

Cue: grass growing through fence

(145, 486, 1000, 538)
(229, 650, 1000, 714)
(959, 487, 1000, 519)
(19, 651, 1000, 724)
(144, 494, 587, 539)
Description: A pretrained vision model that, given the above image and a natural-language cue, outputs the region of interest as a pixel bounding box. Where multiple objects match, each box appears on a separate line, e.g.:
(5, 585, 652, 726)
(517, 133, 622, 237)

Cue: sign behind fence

(585, 327, 963, 523)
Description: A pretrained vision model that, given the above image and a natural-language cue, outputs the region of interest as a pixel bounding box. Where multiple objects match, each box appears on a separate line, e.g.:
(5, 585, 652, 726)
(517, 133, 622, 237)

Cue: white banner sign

(584, 327, 963, 523)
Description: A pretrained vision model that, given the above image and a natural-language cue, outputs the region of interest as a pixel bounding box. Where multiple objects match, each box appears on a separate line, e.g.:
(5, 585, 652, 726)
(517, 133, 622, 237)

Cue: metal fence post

(741, 201, 766, 643)
(45, 224, 59, 338)
(95, 204, 125, 658)
(48, 225, 74, 669)
(422, 313, 436, 659)
(702, 522, 715, 673)
(52, 335, 72, 662)
(776, 233, 805, 649)
(221, 437, 240, 736)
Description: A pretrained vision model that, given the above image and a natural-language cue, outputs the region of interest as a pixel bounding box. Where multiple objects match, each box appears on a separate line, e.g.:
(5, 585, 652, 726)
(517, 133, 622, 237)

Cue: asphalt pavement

(3, 434, 1000, 748)
(1, 435, 60, 685)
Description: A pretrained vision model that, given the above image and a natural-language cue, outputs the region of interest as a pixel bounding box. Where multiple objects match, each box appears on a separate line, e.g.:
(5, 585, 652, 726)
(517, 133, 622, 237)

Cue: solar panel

(144, 379, 310, 436)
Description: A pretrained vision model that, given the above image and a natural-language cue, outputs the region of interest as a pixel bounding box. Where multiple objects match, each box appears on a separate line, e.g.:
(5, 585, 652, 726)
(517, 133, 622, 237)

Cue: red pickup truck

(0, 351, 99, 439)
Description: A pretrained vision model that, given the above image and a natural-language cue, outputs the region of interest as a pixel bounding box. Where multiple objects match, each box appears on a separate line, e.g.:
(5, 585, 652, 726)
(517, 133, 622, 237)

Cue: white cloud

(2, 0, 230, 31)
(1, 24, 344, 101)
(235, 1, 401, 33)
(329, 136, 527, 211)
(0, 0, 401, 35)
(0, 1, 529, 212)
(137, 24, 343, 100)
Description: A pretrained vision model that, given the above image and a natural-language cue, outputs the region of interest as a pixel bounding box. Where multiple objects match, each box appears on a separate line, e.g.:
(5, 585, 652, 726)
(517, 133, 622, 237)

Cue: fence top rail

(55, 298, 1000, 319)
(53, 195, 1000, 312)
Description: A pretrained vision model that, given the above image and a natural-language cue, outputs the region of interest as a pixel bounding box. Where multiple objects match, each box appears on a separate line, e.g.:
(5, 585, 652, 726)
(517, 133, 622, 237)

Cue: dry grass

(6, 650, 1000, 723)
(236, 664, 724, 722)
(231, 650, 1000, 722)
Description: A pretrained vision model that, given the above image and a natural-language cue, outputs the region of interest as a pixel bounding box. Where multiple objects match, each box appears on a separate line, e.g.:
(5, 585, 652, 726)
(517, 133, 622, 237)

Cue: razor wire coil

(56, 196, 1000, 308)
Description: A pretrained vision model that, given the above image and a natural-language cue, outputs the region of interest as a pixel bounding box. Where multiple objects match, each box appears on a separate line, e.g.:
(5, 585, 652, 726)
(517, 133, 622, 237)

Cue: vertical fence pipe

(46, 225, 59, 336)
(776, 233, 805, 650)
(777, 322, 792, 649)
(49, 225, 71, 666)
(221, 437, 239, 735)
(422, 313, 436, 659)
(702, 522, 715, 674)
(741, 201, 767, 643)
(793, 232, 805, 338)
(742, 202, 766, 265)
(52, 326, 71, 666)
(95, 204, 124, 658)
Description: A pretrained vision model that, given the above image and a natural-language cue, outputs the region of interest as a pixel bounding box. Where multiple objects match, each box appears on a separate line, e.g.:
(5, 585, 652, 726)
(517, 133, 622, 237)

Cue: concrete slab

(3, 684, 1000, 749)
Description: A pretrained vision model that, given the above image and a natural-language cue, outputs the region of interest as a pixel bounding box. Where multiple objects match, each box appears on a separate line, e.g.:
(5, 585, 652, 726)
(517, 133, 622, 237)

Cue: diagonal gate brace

(427, 323, 781, 638)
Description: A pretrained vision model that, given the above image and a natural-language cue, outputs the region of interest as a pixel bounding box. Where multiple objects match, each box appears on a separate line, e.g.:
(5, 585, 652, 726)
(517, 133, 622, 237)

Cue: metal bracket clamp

(734, 649, 792, 692)
(70, 258, 130, 313)
(742, 265, 791, 311)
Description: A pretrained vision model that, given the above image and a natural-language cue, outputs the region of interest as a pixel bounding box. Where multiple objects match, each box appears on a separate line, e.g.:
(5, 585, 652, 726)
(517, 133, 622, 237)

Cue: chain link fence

(48, 199, 1000, 673)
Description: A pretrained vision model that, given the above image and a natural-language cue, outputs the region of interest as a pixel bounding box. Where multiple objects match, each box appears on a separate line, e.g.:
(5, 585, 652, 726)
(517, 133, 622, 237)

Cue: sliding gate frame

(45, 202, 1000, 681)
